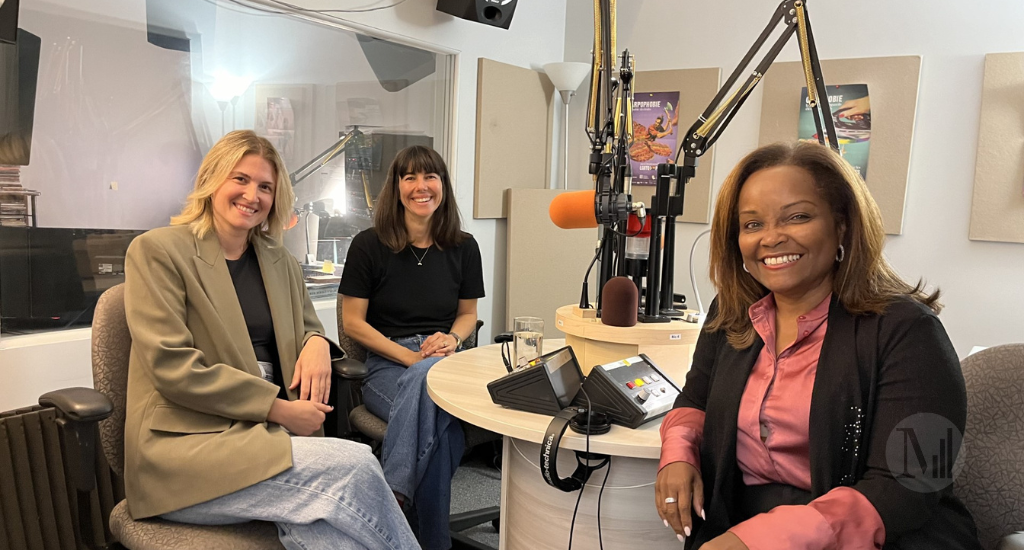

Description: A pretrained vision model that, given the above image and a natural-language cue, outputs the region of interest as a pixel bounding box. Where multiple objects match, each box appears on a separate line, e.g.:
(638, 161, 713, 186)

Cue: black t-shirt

(339, 228, 485, 338)
(225, 245, 285, 396)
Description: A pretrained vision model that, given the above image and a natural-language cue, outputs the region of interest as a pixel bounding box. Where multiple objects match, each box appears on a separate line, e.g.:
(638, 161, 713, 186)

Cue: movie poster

(799, 84, 871, 180)
(629, 91, 680, 186)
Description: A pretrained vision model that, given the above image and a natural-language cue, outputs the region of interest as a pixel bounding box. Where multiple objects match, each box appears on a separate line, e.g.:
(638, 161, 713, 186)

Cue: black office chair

(39, 284, 366, 550)
(336, 298, 500, 550)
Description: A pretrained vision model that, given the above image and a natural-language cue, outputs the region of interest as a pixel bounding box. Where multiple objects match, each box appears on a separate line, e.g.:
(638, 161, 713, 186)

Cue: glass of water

(513, 316, 544, 370)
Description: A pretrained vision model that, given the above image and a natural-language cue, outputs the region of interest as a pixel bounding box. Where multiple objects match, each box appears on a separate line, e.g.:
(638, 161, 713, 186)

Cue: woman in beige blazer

(123, 130, 418, 550)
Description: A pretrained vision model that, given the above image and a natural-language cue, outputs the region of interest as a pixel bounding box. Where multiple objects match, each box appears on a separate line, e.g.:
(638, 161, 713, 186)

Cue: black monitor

(541, 347, 585, 409)
(0, 27, 41, 166)
(0, 227, 144, 333)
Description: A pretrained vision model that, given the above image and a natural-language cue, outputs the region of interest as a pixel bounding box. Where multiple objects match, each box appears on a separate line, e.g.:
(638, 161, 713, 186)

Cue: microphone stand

(651, 0, 839, 319)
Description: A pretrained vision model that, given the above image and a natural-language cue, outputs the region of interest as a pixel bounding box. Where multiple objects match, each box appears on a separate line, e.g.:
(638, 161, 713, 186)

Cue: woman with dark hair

(340, 145, 485, 550)
(655, 141, 981, 549)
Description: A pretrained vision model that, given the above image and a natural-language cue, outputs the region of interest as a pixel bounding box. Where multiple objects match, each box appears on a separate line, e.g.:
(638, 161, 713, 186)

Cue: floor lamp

(543, 62, 591, 189)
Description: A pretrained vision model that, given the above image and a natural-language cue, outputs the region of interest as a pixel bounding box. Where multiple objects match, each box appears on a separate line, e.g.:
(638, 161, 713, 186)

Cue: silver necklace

(409, 244, 430, 266)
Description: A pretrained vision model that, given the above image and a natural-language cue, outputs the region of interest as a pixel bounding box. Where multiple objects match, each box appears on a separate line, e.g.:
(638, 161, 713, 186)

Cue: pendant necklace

(410, 244, 430, 266)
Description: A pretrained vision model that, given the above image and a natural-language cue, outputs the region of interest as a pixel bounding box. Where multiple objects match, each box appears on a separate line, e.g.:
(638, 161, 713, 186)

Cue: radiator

(0, 405, 123, 550)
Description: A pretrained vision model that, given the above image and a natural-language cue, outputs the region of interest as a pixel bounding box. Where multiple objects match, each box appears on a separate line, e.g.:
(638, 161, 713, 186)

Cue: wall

(564, 0, 1024, 357)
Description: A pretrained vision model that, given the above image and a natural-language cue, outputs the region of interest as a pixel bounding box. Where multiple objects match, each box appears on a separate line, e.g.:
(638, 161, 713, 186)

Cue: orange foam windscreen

(549, 190, 598, 229)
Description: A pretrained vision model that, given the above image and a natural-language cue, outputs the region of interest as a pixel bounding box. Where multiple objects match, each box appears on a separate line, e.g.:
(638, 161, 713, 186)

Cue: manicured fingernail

(700, 509, 706, 520)
(663, 519, 670, 528)
(677, 534, 685, 542)
(684, 526, 691, 537)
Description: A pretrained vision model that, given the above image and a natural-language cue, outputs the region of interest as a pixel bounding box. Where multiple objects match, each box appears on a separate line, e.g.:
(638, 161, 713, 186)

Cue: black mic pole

(639, 163, 673, 323)
(659, 157, 694, 317)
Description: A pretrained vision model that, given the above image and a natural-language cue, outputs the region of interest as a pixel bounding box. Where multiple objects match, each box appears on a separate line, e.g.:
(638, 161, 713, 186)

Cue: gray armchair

(954, 344, 1024, 550)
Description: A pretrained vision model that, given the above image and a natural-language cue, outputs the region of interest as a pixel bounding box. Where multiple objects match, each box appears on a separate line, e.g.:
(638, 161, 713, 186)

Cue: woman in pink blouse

(655, 142, 981, 550)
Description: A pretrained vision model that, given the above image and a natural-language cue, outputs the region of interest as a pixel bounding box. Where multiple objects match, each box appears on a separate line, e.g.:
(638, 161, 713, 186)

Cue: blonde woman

(123, 130, 418, 550)
(655, 142, 981, 549)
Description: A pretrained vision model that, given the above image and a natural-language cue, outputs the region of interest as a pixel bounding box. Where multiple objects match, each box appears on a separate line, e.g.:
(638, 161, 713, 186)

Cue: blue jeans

(161, 437, 420, 550)
(362, 335, 465, 550)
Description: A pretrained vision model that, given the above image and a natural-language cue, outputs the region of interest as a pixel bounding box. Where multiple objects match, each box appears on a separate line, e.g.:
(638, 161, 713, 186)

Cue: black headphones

(540, 407, 611, 492)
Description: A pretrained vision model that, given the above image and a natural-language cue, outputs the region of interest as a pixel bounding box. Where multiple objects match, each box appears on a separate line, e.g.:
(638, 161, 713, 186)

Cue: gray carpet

(450, 449, 502, 548)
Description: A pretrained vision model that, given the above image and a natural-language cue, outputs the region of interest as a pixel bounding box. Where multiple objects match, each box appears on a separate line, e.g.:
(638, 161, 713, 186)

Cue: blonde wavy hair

(706, 141, 940, 349)
(171, 130, 295, 243)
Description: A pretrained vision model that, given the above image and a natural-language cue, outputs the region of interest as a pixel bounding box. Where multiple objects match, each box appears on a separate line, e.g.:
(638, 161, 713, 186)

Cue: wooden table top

(426, 339, 665, 459)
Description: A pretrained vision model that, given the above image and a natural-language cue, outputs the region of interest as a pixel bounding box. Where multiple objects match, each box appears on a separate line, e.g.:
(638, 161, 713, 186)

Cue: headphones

(540, 407, 611, 492)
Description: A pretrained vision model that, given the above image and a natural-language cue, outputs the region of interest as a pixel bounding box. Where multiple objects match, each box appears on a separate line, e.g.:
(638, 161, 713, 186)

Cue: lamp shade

(543, 62, 590, 92)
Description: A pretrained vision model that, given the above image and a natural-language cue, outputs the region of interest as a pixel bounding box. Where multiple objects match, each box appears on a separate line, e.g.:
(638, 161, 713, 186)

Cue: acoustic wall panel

(505, 189, 597, 336)
(969, 52, 1024, 244)
(759, 56, 922, 235)
(474, 58, 554, 219)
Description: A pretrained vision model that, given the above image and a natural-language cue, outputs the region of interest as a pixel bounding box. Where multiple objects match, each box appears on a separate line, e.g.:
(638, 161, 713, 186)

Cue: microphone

(600, 276, 638, 327)
(549, 190, 598, 229)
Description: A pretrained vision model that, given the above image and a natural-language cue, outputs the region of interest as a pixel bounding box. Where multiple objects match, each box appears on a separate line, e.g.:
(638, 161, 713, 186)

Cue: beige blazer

(123, 225, 327, 519)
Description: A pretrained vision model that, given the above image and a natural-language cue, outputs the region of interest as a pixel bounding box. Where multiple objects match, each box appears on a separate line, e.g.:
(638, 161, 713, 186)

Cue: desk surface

(426, 339, 664, 460)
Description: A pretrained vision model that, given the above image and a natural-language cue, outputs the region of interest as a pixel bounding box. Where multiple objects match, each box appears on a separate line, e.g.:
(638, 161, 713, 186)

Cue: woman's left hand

(420, 332, 457, 358)
(698, 532, 749, 550)
(291, 335, 332, 404)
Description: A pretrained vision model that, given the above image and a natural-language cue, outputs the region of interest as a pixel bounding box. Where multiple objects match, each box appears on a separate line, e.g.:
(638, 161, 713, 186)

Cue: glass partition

(0, 0, 454, 334)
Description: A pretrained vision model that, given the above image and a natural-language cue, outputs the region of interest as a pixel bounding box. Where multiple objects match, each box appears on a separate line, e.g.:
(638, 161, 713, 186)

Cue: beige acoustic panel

(759, 56, 922, 235)
(505, 189, 598, 337)
(970, 52, 1024, 244)
(474, 58, 554, 219)
(633, 68, 721, 223)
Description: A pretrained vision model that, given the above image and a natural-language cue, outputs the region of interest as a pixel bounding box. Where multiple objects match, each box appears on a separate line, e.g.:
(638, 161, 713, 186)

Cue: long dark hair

(706, 141, 940, 349)
(373, 145, 466, 252)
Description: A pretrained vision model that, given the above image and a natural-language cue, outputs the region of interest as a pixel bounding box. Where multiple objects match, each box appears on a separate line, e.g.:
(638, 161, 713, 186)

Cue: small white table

(427, 339, 679, 549)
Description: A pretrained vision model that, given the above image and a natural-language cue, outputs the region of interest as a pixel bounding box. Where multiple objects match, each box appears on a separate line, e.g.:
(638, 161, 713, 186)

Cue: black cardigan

(675, 295, 981, 549)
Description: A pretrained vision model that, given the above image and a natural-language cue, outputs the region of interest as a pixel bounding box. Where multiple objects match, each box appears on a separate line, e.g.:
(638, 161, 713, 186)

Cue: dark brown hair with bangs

(706, 141, 941, 349)
(373, 145, 466, 252)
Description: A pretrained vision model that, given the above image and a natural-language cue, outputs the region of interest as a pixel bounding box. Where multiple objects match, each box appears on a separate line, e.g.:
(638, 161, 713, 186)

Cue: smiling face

(399, 170, 443, 225)
(211, 153, 276, 241)
(736, 164, 843, 303)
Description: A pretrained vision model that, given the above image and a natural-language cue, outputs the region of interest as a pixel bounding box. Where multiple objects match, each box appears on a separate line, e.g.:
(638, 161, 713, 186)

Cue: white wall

(564, 0, 1024, 358)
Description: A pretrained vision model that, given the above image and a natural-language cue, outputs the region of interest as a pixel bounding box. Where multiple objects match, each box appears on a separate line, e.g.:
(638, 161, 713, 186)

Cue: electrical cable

(597, 458, 611, 550)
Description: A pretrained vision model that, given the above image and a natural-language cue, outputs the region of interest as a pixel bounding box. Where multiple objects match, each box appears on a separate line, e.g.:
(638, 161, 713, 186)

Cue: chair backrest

(91, 284, 130, 477)
(954, 343, 1024, 550)
(335, 297, 368, 362)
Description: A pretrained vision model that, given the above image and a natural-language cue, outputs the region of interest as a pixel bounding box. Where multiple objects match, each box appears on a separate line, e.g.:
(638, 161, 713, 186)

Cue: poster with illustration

(265, 97, 296, 165)
(799, 84, 871, 180)
(629, 91, 680, 185)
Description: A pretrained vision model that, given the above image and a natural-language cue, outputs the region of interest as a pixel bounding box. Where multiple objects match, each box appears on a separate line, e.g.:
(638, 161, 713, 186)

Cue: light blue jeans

(362, 335, 465, 550)
(161, 437, 419, 550)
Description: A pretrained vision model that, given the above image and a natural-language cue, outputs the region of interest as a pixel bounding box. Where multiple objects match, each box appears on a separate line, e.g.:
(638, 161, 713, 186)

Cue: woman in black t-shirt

(340, 146, 485, 550)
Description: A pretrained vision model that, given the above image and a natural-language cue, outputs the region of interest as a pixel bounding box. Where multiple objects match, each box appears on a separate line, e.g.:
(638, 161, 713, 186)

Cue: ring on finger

(664, 497, 677, 504)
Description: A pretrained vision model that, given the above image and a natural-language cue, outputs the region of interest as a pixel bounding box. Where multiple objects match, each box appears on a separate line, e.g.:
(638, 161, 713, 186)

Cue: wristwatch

(449, 332, 463, 350)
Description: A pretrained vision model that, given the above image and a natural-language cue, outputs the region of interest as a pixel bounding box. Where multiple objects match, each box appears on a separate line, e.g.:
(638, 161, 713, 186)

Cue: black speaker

(436, 0, 517, 30)
(0, 0, 19, 44)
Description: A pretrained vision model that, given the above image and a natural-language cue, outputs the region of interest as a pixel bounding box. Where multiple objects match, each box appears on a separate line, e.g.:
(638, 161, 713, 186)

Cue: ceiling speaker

(436, 0, 517, 30)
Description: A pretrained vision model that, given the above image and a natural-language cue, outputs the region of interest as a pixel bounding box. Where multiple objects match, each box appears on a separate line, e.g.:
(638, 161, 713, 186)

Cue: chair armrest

(332, 358, 367, 380)
(39, 387, 113, 423)
(38, 387, 113, 493)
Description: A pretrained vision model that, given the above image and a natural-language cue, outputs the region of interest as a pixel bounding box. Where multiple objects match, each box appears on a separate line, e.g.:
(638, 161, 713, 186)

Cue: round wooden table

(427, 339, 680, 549)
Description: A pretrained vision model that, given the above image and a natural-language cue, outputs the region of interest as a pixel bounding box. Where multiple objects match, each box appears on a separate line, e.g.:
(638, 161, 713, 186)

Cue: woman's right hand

(655, 461, 704, 540)
(267, 399, 333, 436)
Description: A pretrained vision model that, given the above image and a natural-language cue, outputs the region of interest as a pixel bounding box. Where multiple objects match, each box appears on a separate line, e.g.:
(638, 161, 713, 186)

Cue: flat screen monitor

(0, 227, 144, 333)
(541, 346, 585, 409)
(0, 28, 40, 166)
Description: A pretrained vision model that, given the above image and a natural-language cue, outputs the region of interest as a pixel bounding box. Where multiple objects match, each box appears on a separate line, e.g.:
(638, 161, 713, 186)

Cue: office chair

(41, 284, 365, 550)
(954, 344, 1024, 550)
(336, 298, 501, 550)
